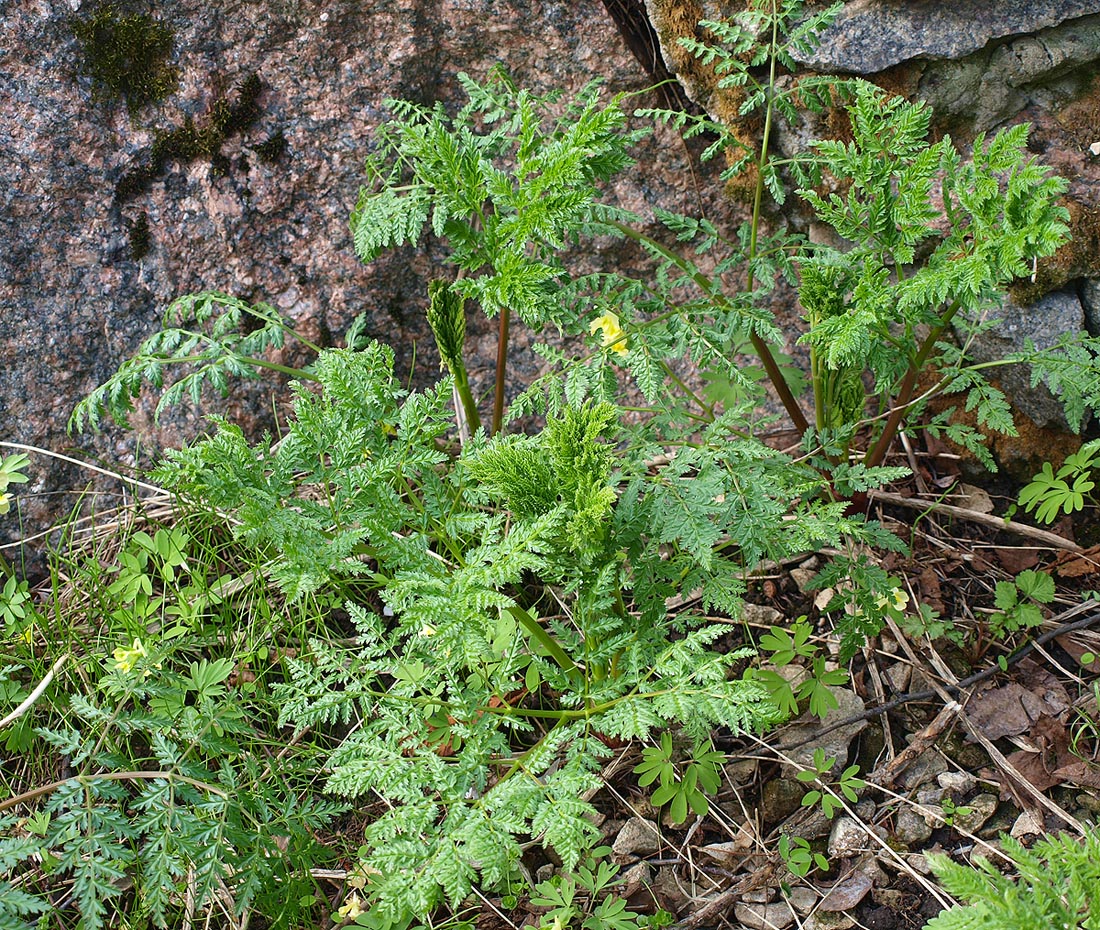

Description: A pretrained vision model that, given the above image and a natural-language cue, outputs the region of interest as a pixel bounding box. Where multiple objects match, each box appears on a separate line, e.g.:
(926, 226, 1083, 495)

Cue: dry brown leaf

(1014, 659, 1071, 717)
(951, 483, 994, 514)
(966, 683, 1048, 741)
(1054, 633, 1100, 672)
(997, 714, 1100, 795)
(1051, 759, 1100, 789)
(993, 547, 1041, 574)
(1053, 545, 1100, 578)
(916, 566, 944, 614)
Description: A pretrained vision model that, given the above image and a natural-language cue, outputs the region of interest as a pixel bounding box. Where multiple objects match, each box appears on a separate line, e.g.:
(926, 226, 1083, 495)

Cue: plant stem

(864, 298, 962, 468)
(745, 0, 810, 436)
(453, 365, 482, 434)
(609, 220, 807, 430)
(506, 604, 578, 676)
(0, 771, 229, 814)
(242, 356, 319, 380)
(493, 307, 511, 435)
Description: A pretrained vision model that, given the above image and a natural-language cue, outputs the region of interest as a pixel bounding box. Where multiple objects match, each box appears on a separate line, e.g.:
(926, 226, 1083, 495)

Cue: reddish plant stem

(492, 306, 511, 435)
(864, 298, 961, 469)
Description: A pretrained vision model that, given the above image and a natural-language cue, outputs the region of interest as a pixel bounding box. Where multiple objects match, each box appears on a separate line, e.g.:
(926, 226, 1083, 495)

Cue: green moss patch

(115, 73, 264, 201)
(72, 4, 179, 115)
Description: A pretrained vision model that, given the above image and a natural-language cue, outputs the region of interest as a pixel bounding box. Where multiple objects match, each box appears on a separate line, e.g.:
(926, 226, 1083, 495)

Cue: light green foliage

(61, 5, 1099, 926)
(351, 66, 642, 329)
(990, 569, 1055, 638)
(529, 847, 671, 930)
(810, 556, 909, 662)
(155, 345, 817, 922)
(779, 834, 829, 878)
(938, 798, 973, 828)
(923, 827, 1100, 930)
(0, 576, 34, 641)
(1019, 439, 1100, 523)
(0, 509, 341, 929)
(427, 279, 479, 431)
(0, 640, 338, 930)
(677, 3, 853, 195)
(633, 733, 724, 824)
(70, 292, 315, 432)
(753, 620, 849, 719)
(901, 602, 967, 649)
(795, 748, 865, 820)
(0, 453, 29, 516)
(798, 84, 1072, 466)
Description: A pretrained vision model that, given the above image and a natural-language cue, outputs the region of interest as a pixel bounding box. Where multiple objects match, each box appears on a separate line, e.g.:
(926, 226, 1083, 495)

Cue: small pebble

(828, 816, 867, 858)
(937, 771, 977, 792)
(788, 886, 818, 914)
(611, 816, 661, 861)
(1010, 809, 1044, 838)
(735, 900, 795, 930)
(953, 793, 998, 834)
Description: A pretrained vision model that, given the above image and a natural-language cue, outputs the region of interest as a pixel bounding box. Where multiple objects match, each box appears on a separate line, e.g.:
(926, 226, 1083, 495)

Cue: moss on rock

(72, 4, 179, 115)
(115, 72, 264, 201)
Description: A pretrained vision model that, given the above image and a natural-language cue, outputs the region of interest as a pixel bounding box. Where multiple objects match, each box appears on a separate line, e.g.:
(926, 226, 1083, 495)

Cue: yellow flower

(337, 892, 365, 922)
(0, 493, 12, 515)
(874, 588, 909, 612)
(588, 311, 629, 356)
(419, 623, 436, 638)
(112, 638, 149, 674)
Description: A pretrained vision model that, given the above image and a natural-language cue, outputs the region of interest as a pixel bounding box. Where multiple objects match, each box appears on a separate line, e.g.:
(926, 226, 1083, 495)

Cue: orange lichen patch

(648, 0, 709, 74)
(918, 370, 1083, 481)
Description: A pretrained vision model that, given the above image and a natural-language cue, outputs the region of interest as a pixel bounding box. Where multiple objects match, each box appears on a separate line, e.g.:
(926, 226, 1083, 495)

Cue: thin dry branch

(869, 488, 1081, 551)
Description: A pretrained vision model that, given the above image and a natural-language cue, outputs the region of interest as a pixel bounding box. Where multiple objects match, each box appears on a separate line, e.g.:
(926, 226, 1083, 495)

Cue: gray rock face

(795, 0, 1100, 74)
(7, 0, 1100, 553)
(0, 0, 732, 555)
(1083, 278, 1100, 334)
(917, 14, 1100, 129)
(963, 288, 1088, 430)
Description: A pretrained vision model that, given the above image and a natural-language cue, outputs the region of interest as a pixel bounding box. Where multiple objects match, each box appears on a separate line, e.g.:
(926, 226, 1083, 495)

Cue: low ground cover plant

(924, 826, 1100, 930)
(5, 2, 1100, 927)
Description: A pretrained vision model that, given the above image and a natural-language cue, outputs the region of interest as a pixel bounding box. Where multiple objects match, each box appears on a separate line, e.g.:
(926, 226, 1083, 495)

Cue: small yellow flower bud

(112, 638, 148, 673)
(588, 311, 629, 356)
(337, 892, 365, 922)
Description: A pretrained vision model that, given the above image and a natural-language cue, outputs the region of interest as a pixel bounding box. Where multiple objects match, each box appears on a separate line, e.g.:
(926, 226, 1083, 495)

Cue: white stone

(828, 816, 867, 859)
(735, 900, 795, 930)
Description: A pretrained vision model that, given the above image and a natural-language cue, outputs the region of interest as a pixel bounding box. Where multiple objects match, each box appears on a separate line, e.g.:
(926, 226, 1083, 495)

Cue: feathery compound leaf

(350, 181, 431, 262)
(71, 292, 302, 432)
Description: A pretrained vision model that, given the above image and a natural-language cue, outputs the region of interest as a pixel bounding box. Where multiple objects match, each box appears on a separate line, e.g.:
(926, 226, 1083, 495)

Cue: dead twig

(868, 488, 1081, 552)
(670, 863, 777, 930)
(779, 603, 1100, 751)
(868, 701, 961, 788)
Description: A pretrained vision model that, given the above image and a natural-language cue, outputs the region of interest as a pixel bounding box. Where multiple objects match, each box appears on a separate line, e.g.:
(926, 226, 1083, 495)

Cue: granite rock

(962, 287, 1088, 430)
(795, 1, 1100, 75)
(8, 0, 1100, 558)
(0, 0, 736, 559)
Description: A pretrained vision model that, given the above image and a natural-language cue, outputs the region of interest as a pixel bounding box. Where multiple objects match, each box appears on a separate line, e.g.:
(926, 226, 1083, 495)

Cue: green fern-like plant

(69, 291, 319, 432)
(145, 344, 914, 923)
(796, 83, 1073, 469)
(351, 65, 644, 432)
(0, 637, 339, 930)
(923, 826, 1100, 930)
